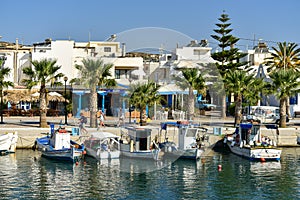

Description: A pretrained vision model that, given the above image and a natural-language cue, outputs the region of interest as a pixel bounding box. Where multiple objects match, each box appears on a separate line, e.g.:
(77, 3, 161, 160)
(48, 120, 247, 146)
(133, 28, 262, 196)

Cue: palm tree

(265, 42, 300, 118)
(224, 70, 264, 126)
(0, 60, 14, 124)
(173, 68, 206, 120)
(75, 58, 116, 128)
(22, 58, 64, 127)
(129, 82, 161, 126)
(265, 42, 300, 73)
(243, 77, 268, 114)
(268, 69, 300, 127)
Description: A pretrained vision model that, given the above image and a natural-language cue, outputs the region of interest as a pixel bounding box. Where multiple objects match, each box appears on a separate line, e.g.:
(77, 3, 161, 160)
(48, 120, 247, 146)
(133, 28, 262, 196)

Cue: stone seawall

(1, 125, 298, 149)
(1, 126, 223, 149)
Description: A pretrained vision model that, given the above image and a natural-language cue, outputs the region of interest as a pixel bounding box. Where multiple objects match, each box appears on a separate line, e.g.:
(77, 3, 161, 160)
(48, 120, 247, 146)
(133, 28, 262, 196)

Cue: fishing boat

(120, 127, 160, 160)
(83, 131, 120, 160)
(0, 132, 18, 155)
(35, 128, 85, 162)
(159, 121, 209, 160)
(224, 123, 281, 161)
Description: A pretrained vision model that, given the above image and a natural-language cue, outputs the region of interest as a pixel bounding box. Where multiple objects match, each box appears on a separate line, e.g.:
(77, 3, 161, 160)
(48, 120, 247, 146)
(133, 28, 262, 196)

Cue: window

(115, 69, 120, 79)
(115, 69, 129, 79)
(194, 49, 201, 55)
(290, 95, 298, 105)
(104, 47, 111, 52)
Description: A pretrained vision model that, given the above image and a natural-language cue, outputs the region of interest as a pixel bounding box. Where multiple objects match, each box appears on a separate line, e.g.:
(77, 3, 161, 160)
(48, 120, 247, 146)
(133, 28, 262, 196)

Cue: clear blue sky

(2, 0, 300, 51)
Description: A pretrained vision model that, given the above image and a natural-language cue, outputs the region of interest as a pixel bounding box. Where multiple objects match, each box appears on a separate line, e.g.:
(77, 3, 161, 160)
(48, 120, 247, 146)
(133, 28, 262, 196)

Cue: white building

(32, 39, 143, 85)
(175, 39, 212, 61)
(241, 41, 300, 115)
(145, 40, 216, 112)
(1, 37, 144, 116)
(0, 39, 32, 85)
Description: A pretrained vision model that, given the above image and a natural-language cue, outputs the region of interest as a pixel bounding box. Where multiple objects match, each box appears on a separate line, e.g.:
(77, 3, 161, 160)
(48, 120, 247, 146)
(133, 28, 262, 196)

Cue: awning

(158, 83, 197, 95)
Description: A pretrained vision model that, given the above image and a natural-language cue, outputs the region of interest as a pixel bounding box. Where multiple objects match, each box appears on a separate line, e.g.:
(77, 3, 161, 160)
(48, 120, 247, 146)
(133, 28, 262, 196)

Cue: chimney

(16, 38, 19, 51)
(122, 43, 126, 57)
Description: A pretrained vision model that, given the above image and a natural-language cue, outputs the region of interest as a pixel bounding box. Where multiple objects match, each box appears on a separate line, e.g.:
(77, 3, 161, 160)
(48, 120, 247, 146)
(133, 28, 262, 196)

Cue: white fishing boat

(224, 123, 281, 161)
(120, 127, 160, 160)
(0, 132, 18, 155)
(159, 121, 209, 160)
(84, 131, 120, 160)
(35, 128, 85, 162)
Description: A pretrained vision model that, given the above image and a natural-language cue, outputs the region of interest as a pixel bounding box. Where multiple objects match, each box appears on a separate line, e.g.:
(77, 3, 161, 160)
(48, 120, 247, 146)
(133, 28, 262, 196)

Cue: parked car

(196, 100, 217, 111)
(243, 106, 289, 124)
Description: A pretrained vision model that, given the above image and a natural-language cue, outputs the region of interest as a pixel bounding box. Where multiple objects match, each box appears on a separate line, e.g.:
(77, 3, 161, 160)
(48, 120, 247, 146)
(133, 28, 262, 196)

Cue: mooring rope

(18, 136, 36, 148)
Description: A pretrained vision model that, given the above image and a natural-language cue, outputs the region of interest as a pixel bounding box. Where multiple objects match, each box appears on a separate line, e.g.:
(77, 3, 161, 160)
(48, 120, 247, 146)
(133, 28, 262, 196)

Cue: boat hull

(227, 142, 281, 161)
(0, 132, 18, 154)
(120, 143, 160, 160)
(173, 148, 203, 160)
(36, 136, 84, 162)
(160, 142, 203, 160)
(85, 147, 120, 160)
(39, 148, 83, 162)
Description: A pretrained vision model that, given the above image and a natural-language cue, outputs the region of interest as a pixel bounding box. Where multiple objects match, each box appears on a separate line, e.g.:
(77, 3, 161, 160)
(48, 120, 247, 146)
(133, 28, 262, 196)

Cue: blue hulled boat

(35, 128, 85, 162)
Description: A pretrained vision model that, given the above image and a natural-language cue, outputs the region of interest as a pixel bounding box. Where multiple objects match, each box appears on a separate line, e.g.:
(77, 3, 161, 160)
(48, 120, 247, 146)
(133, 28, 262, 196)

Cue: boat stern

(250, 148, 282, 161)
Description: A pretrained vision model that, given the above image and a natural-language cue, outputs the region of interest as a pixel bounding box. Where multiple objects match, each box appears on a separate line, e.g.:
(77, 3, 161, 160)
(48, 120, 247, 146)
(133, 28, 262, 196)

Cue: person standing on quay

(97, 110, 105, 130)
(79, 112, 88, 134)
(117, 107, 125, 127)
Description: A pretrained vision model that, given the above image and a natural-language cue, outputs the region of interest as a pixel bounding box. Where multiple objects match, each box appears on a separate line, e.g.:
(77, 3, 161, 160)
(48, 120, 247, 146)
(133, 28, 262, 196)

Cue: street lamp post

(128, 78, 132, 124)
(64, 76, 68, 125)
(0, 54, 6, 124)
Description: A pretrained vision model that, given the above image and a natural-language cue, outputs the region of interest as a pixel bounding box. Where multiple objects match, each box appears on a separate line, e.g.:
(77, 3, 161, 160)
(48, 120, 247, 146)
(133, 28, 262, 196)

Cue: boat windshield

(186, 128, 197, 137)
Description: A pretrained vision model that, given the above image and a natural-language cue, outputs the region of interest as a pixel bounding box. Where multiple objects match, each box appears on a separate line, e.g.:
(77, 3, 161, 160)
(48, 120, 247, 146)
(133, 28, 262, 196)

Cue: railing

(2, 108, 61, 117)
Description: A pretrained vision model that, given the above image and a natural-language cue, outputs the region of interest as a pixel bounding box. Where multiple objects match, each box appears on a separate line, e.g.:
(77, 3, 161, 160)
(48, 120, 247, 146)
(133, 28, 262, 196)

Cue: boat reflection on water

(0, 153, 17, 171)
(37, 156, 81, 174)
(119, 157, 167, 173)
(96, 157, 120, 167)
(250, 161, 281, 175)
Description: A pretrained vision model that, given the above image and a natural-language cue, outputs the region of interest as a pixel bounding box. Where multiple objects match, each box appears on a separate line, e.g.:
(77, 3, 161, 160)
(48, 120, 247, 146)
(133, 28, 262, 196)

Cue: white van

(243, 106, 288, 124)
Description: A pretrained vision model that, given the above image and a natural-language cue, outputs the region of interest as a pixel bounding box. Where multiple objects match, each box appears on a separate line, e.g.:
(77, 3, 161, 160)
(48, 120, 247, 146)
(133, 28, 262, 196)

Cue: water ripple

(0, 149, 300, 199)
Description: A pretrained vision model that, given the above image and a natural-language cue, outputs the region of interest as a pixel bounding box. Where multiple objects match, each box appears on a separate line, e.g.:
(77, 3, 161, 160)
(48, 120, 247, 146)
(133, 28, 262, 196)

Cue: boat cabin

(88, 132, 120, 152)
(124, 127, 152, 151)
(238, 123, 261, 146)
(178, 127, 197, 150)
(50, 129, 70, 150)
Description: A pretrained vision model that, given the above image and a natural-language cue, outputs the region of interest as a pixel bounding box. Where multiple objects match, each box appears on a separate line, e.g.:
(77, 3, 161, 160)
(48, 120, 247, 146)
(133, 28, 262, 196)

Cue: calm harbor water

(0, 148, 300, 200)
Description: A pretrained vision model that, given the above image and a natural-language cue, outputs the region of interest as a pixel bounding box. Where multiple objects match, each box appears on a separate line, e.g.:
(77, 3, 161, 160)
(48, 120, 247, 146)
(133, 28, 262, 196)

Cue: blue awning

(240, 123, 253, 129)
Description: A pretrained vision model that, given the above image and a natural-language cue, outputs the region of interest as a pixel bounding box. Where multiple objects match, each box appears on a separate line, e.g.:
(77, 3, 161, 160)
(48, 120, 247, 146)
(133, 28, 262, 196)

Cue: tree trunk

(221, 94, 226, 119)
(40, 112, 47, 128)
(139, 107, 143, 126)
(286, 97, 291, 118)
(187, 87, 194, 120)
(234, 95, 243, 127)
(89, 88, 98, 128)
(279, 98, 286, 128)
(39, 85, 48, 128)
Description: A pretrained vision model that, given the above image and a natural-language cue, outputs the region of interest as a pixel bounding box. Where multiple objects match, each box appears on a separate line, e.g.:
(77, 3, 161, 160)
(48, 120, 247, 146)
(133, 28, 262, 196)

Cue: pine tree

(211, 12, 249, 119)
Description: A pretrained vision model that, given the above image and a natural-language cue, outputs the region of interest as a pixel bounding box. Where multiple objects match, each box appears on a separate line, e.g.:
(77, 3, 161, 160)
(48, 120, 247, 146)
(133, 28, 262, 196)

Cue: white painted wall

(1, 52, 14, 83)
(176, 46, 212, 60)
